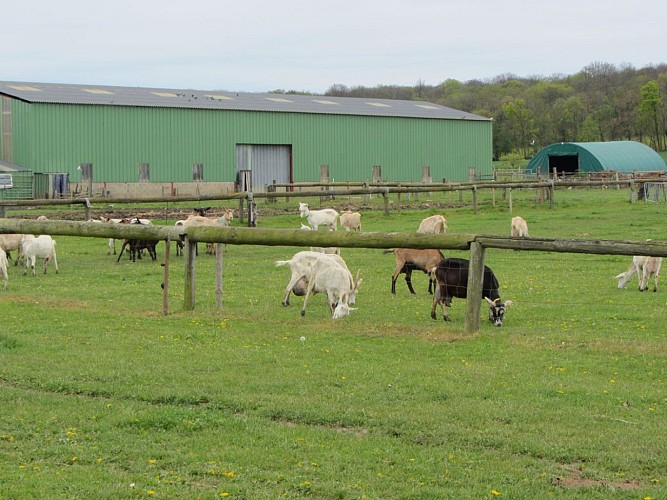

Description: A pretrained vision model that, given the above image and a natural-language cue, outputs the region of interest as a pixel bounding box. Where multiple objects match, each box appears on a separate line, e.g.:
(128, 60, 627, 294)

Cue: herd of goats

(0, 202, 661, 326)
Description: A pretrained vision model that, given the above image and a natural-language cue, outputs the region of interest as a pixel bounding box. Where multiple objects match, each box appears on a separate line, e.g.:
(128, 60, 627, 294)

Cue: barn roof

(0, 80, 489, 121)
(527, 141, 667, 173)
(0, 160, 31, 172)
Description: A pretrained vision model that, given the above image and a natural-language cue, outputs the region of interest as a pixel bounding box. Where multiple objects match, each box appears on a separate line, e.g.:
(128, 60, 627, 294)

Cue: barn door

(236, 145, 291, 192)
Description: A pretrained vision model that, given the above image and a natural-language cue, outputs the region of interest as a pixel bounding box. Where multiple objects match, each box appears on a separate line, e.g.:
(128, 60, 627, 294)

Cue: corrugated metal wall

(8, 99, 492, 185)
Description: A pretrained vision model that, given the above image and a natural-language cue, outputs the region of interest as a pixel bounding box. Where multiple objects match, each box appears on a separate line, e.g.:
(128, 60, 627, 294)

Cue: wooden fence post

(396, 183, 402, 214)
(509, 187, 513, 213)
(472, 186, 478, 215)
(184, 236, 197, 311)
(465, 241, 485, 333)
(162, 236, 170, 315)
(383, 189, 390, 216)
(549, 181, 555, 209)
(215, 243, 223, 310)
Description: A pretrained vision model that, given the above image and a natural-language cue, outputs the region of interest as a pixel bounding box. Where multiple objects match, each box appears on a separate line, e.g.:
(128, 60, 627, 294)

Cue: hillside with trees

(322, 62, 667, 161)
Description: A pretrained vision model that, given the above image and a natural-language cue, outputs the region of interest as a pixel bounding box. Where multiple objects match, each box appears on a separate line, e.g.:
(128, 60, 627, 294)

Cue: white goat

(298, 202, 339, 231)
(0, 247, 8, 290)
(21, 235, 58, 276)
(88, 217, 119, 255)
(0, 233, 25, 265)
(616, 256, 662, 292)
(511, 216, 529, 237)
(300, 255, 362, 319)
(178, 214, 227, 256)
(275, 251, 358, 306)
(417, 214, 447, 234)
(205, 209, 234, 254)
(340, 211, 362, 232)
(299, 221, 339, 254)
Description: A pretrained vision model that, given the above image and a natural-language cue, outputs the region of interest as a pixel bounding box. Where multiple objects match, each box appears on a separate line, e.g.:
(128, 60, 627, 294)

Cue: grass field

(1, 188, 666, 498)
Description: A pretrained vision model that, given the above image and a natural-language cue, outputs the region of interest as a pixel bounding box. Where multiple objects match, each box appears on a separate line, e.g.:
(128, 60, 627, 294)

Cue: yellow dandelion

(220, 493, 229, 497)
(147, 490, 156, 495)
(491, 490, 502, 496)
(149, 459, 157, 465)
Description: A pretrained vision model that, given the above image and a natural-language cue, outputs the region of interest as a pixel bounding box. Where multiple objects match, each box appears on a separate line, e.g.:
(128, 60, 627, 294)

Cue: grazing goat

(0, 233, 25, 265)
(99, 217, 151, 255)
(0, 247, 8, 290)
(21, 235, 59, 276)
(511, 216, 529, 237)
(340, 211, 362, 232)
(417, 214, 447, 234)
(298, 202, 339, 231)
(616, 256, 662, 292)
(176, 213, 229, 257)
(275, 251, 358, 306)
(89, 217, 120, 255)
(299, 221, 339, 254)
(300, 255, 362, 319)
(116, 219, 158, 262)
(205, 208, 234, 255)
(430, 257, 512, 326)
(385, 248, 444, 294)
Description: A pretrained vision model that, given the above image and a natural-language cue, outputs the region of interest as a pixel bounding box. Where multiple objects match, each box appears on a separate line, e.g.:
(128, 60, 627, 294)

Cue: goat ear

(504, 300, 513, 307)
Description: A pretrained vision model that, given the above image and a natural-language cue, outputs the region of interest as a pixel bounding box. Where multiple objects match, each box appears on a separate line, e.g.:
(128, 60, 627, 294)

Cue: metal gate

(236, 145, 291, 192)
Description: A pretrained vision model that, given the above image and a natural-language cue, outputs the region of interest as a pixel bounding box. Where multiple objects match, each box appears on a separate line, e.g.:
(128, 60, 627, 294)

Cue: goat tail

(274, 260, 290, 267)
(383, 249, 395, 255)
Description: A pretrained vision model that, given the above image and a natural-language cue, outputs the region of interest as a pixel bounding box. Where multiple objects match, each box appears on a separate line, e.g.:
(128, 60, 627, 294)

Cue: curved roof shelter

(527, 141, 666, 174)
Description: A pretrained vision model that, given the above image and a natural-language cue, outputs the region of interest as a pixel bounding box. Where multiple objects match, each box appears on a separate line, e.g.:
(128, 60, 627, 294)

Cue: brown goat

(385, 248, 445, 294)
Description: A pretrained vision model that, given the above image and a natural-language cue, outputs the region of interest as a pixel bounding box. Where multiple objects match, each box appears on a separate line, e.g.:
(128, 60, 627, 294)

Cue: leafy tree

(640, 81, 664, 150)
(501, 99, 536, 158)
(323, 61, 667, 155)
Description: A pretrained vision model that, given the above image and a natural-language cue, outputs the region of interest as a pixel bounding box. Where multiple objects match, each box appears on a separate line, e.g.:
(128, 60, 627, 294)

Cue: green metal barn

(0, 81, 492, 196)
(527, 141, 666, 175)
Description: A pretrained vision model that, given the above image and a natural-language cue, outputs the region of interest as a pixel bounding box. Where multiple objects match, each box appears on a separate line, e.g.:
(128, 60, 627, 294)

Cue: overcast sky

(4, 0, 665, 94)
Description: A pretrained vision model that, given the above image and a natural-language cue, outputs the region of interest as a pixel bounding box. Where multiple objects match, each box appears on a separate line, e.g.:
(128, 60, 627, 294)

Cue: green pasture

(1, 188, 666, 498)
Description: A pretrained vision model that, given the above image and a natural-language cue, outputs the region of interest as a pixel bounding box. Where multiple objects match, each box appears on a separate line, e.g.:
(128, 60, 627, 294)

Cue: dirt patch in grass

(552, 464, 641, 491)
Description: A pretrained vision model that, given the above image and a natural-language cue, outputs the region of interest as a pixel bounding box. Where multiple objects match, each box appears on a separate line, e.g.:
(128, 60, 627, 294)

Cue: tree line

(314, 62, 667, 161)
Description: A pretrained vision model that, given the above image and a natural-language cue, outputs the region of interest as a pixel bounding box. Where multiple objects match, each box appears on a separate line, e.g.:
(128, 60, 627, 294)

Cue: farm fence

(2, 218, 667, 333)
(0, 177, 657, 221)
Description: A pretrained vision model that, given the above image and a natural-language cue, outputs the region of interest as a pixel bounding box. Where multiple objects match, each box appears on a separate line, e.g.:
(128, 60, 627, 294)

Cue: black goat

(430, 258, 512, 326)
(116, 219, 159, 263)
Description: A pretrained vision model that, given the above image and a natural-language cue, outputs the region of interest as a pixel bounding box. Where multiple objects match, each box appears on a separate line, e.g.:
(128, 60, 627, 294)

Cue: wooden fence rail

(3, 218, 667, 332)
(1, 177, 659, 220)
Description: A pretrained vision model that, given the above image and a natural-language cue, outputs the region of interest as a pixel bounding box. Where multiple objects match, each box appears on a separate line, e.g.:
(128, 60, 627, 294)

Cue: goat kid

(340, 211, 362, 232)
(298, 202, 339, 231)
(511, 216, 529, 237)
(21, 234, 59, 276)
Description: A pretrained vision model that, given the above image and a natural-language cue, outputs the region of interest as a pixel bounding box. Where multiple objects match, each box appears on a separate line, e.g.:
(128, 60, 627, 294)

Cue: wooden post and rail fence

(0, 177, 658, 221)
(3, 218, 667, 333)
